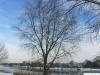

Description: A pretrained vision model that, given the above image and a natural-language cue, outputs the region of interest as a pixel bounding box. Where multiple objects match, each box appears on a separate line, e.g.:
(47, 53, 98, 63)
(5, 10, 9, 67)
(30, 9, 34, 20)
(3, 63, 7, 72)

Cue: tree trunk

(43, 56, 48, 75)
(43, 64, 48, 75)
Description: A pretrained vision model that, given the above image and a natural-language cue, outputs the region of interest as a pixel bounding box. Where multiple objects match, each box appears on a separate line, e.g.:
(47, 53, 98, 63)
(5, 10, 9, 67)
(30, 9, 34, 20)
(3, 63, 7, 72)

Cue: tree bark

(43, 56, 48, 75)
(43, 64, 48, 75)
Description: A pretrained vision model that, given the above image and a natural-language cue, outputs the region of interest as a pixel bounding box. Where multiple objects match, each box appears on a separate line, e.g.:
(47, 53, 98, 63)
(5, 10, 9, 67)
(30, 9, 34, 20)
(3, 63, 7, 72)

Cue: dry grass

(14, 70, 35, 75)
(15, 72, 35, 75)
(15, 73, 28, 75)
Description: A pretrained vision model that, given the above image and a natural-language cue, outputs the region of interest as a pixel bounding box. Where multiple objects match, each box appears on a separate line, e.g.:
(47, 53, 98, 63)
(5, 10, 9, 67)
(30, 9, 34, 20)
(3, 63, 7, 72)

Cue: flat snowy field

(0, 73, 13, 75)
(84, 73, 100, 75)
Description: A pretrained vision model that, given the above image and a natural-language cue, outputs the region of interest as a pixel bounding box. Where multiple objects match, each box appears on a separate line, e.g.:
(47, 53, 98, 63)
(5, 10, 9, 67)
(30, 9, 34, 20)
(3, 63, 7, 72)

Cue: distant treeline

(82, 59, 100, 68)
(1, 62, 74, 68)
(1, 56, 100, 68)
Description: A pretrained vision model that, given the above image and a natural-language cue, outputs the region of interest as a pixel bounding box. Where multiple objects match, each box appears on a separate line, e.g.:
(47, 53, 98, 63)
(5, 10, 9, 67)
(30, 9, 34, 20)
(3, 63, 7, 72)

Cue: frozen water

(0, 65, 14, 75)
(0, 73, 13, 75)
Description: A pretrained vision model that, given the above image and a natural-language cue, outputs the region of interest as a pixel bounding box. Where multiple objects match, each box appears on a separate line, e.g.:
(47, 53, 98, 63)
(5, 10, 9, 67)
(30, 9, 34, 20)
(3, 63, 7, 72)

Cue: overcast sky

(0, 0, 100, 63)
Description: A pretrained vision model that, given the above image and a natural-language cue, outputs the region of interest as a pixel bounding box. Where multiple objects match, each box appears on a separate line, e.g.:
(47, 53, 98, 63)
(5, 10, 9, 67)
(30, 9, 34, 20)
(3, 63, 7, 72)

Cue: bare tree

(0, 43, 8, 62)
(67, 0, 100, 38)
(70, 0, 100, 5)
(82, 0, 100, 5)
(15, 0, 83, 75)
(14, 0, 100, 75)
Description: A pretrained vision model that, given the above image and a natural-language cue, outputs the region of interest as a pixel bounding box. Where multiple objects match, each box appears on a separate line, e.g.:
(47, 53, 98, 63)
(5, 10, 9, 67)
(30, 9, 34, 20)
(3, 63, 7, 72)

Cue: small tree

(0, 43, 8, 62)
(15, 0, 81, 75)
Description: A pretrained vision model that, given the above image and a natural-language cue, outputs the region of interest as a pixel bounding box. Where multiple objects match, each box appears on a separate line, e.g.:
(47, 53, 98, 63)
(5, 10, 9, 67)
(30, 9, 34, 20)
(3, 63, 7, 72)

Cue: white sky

(4, 41, 100, 63)
(73, 42, 100, 62)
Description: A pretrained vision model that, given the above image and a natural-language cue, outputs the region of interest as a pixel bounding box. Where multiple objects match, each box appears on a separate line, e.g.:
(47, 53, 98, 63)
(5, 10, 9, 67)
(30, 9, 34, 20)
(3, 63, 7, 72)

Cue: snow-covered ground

(84, 73, 100, 75)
